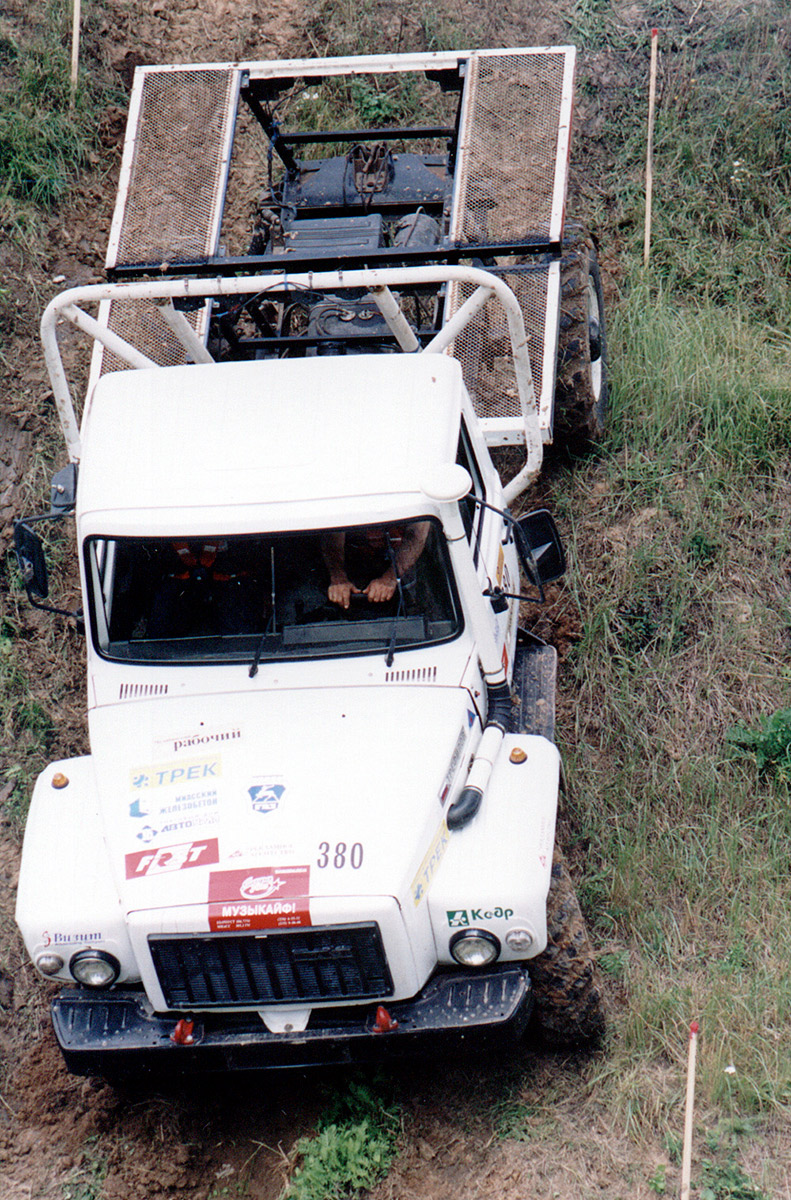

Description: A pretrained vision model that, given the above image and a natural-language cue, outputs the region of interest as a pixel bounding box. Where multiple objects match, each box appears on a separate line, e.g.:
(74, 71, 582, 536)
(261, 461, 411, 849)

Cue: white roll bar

(40, 265, 543, 492)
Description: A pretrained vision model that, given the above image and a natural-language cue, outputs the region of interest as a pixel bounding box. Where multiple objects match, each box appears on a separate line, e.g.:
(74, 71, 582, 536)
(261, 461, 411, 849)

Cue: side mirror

(516, 509, 566, 586)
(14, 522, 50, 600)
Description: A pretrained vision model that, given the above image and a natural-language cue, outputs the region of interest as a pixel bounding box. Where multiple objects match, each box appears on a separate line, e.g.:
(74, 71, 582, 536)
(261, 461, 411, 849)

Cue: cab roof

(78, 354, 465, 532)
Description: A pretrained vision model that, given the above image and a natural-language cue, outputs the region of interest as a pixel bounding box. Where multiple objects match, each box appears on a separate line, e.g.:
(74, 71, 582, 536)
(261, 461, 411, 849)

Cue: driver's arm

(321, 531, 360, 609)
(365, 521, 431, 602)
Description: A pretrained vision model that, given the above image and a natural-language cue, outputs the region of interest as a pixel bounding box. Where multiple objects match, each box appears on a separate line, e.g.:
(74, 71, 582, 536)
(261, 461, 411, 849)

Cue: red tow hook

(170, 1018, 195, 1045)
(373, 1005, 398, 1033)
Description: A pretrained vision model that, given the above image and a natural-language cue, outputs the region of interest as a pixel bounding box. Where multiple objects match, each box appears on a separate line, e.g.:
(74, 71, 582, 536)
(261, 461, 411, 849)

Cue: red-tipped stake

(644, 27, 659, 266)
(680, 1021, 699, 1200)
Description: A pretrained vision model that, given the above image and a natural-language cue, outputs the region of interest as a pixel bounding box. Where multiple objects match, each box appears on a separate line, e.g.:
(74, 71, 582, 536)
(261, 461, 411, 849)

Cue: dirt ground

(0, 1, 718, 1197)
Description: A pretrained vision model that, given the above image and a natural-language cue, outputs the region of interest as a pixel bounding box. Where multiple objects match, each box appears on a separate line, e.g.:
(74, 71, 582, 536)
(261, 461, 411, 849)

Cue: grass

(0, 0, 121, 278)
(61, 1140, 108, 1200)
(282, 1078, 400, 1200)
(569, 3, 791, 329)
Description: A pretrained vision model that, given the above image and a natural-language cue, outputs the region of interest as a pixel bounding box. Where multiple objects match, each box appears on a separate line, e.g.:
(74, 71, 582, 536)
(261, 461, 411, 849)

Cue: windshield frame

(83, 516, 464, 667)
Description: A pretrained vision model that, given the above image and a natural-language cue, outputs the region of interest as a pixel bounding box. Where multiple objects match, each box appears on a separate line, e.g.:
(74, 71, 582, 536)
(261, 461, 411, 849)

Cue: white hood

(90, 686, 479, 923)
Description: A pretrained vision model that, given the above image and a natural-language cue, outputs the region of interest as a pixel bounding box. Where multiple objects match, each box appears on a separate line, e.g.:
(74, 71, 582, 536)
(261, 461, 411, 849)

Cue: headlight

(35, 953, 64, 976)
(505, 928, 534, 952)
(450, 928, 500, 968)
(70, 949, 120, 988)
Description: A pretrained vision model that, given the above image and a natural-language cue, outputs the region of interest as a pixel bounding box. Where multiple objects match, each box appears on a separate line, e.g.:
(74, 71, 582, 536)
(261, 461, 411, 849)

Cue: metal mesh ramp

(94, 67, 238, 382)
(446, 261, 560, 442)
(450, 48, 574, 247)
(106, 67, 240, 270)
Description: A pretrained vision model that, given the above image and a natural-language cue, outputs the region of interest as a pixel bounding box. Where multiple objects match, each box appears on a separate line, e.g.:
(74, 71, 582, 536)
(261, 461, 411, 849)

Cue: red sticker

(208, 865, 311, 931)
(126, 838, 220, 878)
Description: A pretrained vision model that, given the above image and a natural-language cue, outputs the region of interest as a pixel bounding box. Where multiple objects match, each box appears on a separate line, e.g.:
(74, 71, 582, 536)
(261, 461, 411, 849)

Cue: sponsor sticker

(411, 819, 449, 906)
(438, 727, 467, 805)
(42, 929, 101, 946)
(446, 906, 515, 924)
(248, 777, 286, 815)
(134, 810, 220, 843)
(129, 787, 218, 820)
(227, 842, 296, 860)
(208, 865, 310, 931)
(155, 727, 241, 756)
(130, 756, 221, 791)
(125, 837, 220, 879)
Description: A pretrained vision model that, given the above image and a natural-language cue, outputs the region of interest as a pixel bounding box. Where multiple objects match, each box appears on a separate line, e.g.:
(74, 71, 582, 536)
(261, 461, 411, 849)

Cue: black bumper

(51, 966, 533, 1077)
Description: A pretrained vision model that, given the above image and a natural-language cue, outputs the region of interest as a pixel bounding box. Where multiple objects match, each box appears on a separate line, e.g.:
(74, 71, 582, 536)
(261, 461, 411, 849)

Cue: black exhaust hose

(447, 680, 511, 830)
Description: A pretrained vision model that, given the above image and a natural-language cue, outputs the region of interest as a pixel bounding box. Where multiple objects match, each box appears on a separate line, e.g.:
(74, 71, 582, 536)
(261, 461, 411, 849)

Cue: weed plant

(283, 1078, 400, 1200)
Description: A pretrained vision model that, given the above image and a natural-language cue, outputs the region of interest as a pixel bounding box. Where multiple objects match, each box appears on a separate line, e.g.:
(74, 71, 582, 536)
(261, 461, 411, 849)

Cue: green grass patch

(570, 3, 791, 329)
(727, 710, 791, 777)
(0, 0, 116, 215)
(283, 1077, 401, 1200)
(607, 276, 791, 473)
(62, 1139, 108, 1200)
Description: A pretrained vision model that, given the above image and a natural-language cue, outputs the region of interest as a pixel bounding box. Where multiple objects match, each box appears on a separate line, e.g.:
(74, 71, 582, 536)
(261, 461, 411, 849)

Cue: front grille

(149, 923, 392, 1009)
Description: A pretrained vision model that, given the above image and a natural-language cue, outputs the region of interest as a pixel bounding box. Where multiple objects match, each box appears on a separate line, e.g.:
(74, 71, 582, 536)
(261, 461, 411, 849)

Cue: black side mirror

(516, 509, 566, 586)
(14, 522, 50, 600)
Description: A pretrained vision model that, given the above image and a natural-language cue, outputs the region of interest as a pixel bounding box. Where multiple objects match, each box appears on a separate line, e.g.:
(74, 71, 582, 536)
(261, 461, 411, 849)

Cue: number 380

(317, 841, 364, 869)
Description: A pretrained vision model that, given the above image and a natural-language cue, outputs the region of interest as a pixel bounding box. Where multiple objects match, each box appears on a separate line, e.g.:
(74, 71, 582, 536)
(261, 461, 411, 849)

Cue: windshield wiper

(384, 531, 405, 668)
(250, 546, 277, 678)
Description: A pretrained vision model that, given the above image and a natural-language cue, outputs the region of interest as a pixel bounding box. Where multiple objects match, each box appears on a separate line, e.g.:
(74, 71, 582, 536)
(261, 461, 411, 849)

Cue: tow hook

(170, 1018, 195, 1045)
(373, 1006, 399, 1033)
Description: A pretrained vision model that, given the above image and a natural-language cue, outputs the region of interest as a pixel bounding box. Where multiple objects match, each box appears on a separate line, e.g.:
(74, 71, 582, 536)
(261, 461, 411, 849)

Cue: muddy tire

(0, 415, 32, 545)
(529, 847, 606, 1047)
(553, 230, 608, 449)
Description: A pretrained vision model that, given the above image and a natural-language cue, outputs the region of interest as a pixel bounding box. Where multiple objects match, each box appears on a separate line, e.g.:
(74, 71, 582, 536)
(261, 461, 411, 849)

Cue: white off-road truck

(14, 47, 606, 1075)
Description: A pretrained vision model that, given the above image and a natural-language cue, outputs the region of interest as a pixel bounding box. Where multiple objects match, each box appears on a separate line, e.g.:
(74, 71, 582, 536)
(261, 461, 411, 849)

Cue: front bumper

(51, 965, 533, 1076)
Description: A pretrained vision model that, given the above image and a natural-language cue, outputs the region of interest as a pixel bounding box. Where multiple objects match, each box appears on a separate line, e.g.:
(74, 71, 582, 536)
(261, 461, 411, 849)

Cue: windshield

(84, 519, 462, 664)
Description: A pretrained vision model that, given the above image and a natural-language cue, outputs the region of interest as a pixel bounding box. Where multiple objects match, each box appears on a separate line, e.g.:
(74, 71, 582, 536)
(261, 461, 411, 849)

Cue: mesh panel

(96, 300, 207, 375)
(452, 51, 569, 246)
(111, 69, 238, 269)
(447, 263, 553, 423)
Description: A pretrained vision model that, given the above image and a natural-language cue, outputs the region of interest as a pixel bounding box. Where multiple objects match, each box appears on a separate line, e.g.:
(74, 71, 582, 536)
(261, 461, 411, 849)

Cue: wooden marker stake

(680, 1020, 699, 1200)
(70, 0, 81, 107)
(644, 27, 659, 266)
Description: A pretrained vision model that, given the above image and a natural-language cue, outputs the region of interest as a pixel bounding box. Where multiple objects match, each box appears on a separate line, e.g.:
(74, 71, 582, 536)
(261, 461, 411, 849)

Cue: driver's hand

(365, 574, 397, 603)
(328, 580, 360, 609)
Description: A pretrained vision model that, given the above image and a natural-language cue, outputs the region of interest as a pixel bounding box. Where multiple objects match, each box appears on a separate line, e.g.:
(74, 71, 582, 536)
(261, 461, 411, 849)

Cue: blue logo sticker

(249, 783, 285, 815)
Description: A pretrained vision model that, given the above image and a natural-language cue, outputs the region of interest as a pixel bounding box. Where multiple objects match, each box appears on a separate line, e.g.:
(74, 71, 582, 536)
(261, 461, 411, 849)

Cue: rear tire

(553, 230, 608, 449)
(529, 847, 606, 1047)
